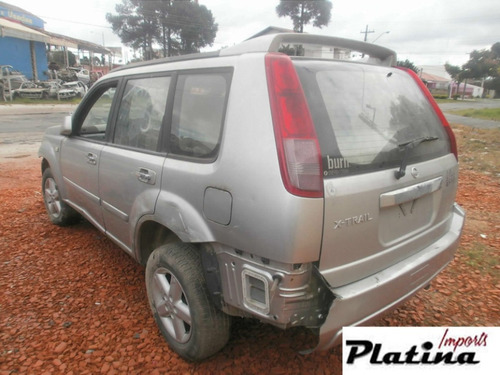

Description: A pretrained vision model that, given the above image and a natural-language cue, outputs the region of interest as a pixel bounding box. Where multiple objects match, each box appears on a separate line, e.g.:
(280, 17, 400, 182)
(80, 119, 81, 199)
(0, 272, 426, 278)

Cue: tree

(449, 42, 500, 98)
(106, 0, 157, 60)
(276, 0, 332, 33)
(444, 62, 464, 99)
(397, 59, 419, 74)
(168, 1, 217, 55)
(106, 0, 217, 60)
(482, 42, 500, 97)
(81, 56, 105, 67)
(444, 63, 462, 82)
(49, 50, 76, 68)
(278, 44, 305, 56)
(463, 48, 498, 80)
(154, 0, 175, 57)
(491, 42, 500, 60)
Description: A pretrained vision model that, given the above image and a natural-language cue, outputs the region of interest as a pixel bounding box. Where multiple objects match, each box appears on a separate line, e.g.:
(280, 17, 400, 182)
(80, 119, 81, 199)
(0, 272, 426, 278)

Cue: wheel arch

(135, 219, 225, 309)
(39, 156, 67, 198)
(41, 157, 50, 174)
(135, 220, 182, 266)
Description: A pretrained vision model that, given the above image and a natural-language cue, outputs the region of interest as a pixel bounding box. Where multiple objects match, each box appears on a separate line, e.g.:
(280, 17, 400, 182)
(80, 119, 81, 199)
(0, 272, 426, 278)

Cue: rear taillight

(398, 67, 458, 160)
(265, 53, 323, 198)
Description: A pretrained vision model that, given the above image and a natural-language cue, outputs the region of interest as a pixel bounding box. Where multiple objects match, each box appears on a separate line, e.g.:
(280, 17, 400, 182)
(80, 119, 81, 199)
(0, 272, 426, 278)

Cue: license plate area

(379, 178, 442, 246)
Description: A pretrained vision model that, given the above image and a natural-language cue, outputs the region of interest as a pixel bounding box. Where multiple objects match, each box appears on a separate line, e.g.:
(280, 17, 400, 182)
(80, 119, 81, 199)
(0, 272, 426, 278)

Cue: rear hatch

(295, 61, 459, 287)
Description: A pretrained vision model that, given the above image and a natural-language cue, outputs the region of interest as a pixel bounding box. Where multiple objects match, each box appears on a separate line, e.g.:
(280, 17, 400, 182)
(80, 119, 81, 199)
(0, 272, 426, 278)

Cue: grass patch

(434, 98, 457, 104)
(462, 242, 499, 279)
(448, 107, 500, 121)
(0, 97, 81, 105)
(452, 125, 500, 176)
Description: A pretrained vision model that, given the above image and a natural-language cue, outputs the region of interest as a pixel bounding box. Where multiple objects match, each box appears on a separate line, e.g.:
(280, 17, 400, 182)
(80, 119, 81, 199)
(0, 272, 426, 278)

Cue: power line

(38, 15, 111, 29)
(38, 12, 216, 32)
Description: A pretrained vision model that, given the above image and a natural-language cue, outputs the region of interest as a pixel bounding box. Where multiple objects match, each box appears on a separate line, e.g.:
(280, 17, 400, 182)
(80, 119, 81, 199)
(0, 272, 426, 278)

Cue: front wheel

(146, 243, 231, 361)
(42, 168, 79, 226)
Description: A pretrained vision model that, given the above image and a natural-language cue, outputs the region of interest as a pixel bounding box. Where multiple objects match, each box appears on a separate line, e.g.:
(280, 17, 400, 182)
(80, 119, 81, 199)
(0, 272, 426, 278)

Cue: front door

(60, 83, 117, 231)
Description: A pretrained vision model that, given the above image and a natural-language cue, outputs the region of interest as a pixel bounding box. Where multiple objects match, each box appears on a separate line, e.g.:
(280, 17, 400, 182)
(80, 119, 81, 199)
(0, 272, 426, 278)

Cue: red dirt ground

(0, 151, 498, 374)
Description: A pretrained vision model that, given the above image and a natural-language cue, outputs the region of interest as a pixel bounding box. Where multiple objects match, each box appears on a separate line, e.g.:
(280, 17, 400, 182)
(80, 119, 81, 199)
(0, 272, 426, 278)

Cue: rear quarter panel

(154, 54, 324, 264)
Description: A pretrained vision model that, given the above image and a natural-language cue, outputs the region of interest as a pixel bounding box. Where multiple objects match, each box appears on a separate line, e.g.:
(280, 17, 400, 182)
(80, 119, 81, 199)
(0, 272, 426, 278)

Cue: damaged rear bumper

(315, 203, 465, 351)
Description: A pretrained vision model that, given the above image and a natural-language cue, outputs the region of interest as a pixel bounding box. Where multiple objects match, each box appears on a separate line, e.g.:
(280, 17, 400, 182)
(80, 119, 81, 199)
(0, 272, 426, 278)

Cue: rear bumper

(315, 203, 465, 351)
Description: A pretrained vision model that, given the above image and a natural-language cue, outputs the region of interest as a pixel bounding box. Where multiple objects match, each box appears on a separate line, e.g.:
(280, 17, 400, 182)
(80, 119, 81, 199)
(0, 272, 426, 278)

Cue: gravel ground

(0, 126, 499, 374)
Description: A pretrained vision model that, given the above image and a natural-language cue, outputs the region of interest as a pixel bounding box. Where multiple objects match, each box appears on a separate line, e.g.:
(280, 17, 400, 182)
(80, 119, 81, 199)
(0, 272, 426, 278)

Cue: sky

(9, 0, 500, 68)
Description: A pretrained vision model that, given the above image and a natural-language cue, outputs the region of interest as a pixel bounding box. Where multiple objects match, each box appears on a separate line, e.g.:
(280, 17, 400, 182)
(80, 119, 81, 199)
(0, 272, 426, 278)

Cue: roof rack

(111, 50, 221, 73)
(220, 33, 397, 66)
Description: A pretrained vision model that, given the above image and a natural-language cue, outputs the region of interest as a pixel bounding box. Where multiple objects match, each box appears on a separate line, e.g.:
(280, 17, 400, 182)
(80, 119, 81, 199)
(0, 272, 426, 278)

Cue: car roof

(112, 33, 397, 75)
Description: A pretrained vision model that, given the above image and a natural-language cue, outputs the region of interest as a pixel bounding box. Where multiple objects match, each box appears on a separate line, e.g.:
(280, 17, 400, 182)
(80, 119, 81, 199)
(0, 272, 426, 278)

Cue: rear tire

(146, 242, 231, 361)
(42, 168, 79, 226)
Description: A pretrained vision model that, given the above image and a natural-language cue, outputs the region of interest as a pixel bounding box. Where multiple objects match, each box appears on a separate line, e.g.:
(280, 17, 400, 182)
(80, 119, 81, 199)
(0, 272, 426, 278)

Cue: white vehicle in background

(41, 81, 77, 100)
(1, 65, 27, 99)
(68, 67, 90, 85)
(13, 81, 76, 100)
(62, 81, 88, 97)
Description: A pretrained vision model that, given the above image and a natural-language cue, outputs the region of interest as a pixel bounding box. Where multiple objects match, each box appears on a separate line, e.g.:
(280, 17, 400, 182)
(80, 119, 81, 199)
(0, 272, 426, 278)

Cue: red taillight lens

(397, 67, 458, 160)
(265, 53, 323, 198)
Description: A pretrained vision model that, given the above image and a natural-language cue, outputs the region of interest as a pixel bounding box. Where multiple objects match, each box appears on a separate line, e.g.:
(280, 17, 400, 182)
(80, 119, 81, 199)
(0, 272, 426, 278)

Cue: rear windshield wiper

(394, 136, 439, 179)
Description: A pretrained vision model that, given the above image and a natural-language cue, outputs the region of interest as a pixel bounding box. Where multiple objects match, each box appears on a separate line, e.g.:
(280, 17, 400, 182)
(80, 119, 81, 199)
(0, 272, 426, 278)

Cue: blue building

(0, 1, 49, 80)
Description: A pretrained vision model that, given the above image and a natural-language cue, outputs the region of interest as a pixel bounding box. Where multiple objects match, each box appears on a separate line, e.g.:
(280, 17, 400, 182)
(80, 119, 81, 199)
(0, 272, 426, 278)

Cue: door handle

(136, 168, 156, 185)
(87, 152, 97, 165)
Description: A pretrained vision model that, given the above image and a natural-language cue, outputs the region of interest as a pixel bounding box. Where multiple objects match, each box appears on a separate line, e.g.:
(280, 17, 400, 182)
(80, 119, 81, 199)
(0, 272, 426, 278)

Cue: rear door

(296, 62, 459, 287)
(98, 75, 172, 253)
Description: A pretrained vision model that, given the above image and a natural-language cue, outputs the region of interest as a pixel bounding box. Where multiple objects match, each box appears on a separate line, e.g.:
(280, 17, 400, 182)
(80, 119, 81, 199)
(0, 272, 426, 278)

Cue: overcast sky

(11, 0, 500, 67)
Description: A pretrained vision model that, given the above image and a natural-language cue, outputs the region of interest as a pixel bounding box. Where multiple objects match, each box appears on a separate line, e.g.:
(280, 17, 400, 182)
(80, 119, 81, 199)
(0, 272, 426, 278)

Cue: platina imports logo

(343, 327, 499, 375)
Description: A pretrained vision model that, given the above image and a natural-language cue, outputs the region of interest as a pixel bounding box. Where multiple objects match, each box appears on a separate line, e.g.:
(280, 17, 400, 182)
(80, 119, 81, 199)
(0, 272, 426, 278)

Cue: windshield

(295, 61, 450, 177)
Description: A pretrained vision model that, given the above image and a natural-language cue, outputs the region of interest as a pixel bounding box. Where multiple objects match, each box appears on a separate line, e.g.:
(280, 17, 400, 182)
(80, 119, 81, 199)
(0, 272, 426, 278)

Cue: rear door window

(113, 76, 171, 152)
(169, 71, 231, 160)
(295, 62, 450, 177)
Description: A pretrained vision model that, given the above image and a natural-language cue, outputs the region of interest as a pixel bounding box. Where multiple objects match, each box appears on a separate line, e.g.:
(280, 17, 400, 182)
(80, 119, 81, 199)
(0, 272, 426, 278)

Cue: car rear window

(295, 61, 450, 177)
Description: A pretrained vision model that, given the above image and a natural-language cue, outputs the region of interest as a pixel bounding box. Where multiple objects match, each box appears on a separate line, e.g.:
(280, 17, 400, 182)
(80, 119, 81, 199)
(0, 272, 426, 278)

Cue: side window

(170, 72, 230, 159)
(79, 86, 117, 140)
(113, 76, 171, 152)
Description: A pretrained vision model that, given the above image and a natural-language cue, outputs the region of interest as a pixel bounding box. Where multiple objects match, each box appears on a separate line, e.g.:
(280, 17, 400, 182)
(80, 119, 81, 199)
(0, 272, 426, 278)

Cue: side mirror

(60, 115, 72, 135)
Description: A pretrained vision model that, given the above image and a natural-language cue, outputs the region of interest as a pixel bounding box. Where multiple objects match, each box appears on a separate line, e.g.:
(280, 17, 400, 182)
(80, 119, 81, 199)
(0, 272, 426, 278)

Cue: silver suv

(39, 33, 465, 361)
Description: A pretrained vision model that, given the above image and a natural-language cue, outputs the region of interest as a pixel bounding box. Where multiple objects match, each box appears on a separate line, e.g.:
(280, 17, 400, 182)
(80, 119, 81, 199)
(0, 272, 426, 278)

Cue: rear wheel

(42, 168, 79, 226)
(146, 242, 231, 361)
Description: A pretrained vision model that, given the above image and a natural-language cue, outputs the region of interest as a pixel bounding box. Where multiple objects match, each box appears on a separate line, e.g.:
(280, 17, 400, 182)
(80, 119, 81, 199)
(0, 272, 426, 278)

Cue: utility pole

(360, 24, 374, 42)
